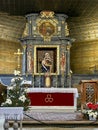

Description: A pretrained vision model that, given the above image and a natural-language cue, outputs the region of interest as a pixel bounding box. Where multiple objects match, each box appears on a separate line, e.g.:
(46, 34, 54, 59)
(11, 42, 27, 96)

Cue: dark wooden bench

(0, 81, 7, 105)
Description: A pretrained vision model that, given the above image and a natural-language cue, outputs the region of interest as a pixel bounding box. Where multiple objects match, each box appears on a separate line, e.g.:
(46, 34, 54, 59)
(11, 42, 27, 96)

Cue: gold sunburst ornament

(40, 10, 54, 18)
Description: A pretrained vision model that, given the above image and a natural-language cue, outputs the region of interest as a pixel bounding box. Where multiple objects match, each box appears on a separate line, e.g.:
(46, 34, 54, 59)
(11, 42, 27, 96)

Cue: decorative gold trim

(40, 11, 54, 18)
(34, 45, 59, 75)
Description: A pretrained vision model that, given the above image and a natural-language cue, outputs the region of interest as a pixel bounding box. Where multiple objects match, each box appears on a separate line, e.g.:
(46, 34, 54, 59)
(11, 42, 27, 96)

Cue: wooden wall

(68, 17, 98, 74)
(0, 13, 26, 74)
(0, 39, 22, 74)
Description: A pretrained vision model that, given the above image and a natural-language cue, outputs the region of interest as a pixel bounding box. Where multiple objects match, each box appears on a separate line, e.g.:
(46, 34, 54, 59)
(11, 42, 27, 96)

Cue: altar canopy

(27, 88, 78, 112)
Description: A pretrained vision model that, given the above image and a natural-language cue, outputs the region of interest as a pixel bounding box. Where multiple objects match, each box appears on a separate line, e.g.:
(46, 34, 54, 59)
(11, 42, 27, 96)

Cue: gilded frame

(34, 45, 59, 75)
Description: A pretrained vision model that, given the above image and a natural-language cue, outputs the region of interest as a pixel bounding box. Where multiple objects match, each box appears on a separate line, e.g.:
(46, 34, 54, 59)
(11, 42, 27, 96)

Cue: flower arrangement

(1, 76, 31, 111)
(82, 102, 98, 120)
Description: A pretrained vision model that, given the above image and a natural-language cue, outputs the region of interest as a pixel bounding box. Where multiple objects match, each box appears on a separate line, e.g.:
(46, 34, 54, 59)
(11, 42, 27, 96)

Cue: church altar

(27, 88, 78, 112)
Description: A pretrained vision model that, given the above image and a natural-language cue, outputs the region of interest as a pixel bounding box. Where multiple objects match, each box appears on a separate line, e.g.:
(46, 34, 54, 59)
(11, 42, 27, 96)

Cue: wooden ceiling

(0, 0, 98, 17)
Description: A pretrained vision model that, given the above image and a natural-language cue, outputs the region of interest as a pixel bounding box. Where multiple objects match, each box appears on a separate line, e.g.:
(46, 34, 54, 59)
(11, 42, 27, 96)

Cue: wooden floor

(2, 127, 98, 130)
(21, 119, 98, 129)
(22, 120, 98, 125)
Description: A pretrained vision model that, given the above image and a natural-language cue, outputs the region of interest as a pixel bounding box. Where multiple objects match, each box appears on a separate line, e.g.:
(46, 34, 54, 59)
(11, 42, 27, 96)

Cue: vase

(89, 115, 97, 121)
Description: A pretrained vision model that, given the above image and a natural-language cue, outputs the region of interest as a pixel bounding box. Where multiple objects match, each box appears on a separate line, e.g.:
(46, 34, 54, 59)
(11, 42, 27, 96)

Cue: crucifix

(14, 49, 23, 69)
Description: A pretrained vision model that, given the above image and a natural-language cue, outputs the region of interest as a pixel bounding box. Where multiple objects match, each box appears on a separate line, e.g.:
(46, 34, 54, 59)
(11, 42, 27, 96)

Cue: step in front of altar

(23, 111, 83, 123)
(29, 106, 76, 112)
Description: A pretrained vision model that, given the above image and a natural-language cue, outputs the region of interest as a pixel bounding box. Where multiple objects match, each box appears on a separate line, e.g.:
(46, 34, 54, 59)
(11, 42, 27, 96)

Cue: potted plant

(82, 102, 98, 120)
(1, 74, 31, 111)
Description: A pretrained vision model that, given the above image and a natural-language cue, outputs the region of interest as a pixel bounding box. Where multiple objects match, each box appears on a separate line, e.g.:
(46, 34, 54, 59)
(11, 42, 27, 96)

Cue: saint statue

(27, 51, 33, 73)
(60, 52, 66, 74)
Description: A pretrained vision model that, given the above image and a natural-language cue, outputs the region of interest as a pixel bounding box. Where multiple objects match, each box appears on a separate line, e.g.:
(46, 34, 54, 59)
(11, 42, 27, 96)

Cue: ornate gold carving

(66, 43, 71, 50)
(40, 11, 54, 18)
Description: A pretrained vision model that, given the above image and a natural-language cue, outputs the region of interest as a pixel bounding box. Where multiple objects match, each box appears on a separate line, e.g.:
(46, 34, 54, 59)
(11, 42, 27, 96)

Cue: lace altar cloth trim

(0, 107, 23, 120)
(27, 88, 78, 97)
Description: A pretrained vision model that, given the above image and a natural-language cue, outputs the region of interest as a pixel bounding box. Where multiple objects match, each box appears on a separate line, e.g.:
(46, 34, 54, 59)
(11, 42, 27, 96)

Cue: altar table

(27, 88, 78, 112)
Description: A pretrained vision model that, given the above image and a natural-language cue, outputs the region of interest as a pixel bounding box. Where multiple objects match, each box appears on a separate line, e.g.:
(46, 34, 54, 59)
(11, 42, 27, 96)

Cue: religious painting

(37, 18, 57, 41)
(34, 45, 59, 75)
(38, 21, 55, 37)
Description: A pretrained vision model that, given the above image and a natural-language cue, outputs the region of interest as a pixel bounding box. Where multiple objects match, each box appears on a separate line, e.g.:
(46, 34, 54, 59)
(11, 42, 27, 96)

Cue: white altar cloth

(27, 88, 78, 97)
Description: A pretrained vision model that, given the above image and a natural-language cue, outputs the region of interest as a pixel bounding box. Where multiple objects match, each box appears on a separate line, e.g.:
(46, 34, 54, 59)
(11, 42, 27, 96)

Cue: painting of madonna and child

(35, 47, 59, 75)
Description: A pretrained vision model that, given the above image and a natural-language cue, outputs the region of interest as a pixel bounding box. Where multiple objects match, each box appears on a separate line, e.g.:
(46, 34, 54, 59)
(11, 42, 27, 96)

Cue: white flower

(93, 114, 97, 118)
(95, 112, 98, 115)
(8, 87, 13, 90)
(5, 99, 12, 105)
(1, 93, 4, 96)
(11, 78, 15, 83)
(18, 77, 23, 81)
(19, 95, 26, 102)
(14, 70, 21, 76)
(24, 88, 28, 93)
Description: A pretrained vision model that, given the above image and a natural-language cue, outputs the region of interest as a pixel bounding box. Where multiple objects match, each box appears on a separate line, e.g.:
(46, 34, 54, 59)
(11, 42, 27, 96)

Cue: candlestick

(32, 72, 34, 88)
(61, 72, 65, 88)
(56, 71, 58, 88)
(39, 72, 41, 88)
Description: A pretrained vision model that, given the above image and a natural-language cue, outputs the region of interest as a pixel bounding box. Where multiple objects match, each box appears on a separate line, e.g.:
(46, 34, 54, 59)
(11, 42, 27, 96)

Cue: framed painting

(34, 45, 59, 75)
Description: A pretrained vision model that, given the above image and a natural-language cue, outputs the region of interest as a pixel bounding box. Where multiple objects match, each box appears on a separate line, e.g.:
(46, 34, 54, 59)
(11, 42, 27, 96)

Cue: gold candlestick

(61, 72, 65, 88)
(39, 72, 41, 88)
(56, 71, 58, 88)
(32, 72, 34, 88)
(45, 72, 51, 88)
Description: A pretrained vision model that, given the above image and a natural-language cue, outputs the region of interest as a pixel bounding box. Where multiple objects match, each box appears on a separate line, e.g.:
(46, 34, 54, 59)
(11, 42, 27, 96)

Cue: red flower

(86, 102, 93, 109)
(86, 102, 98, 110)
(91, 104, 98, 110)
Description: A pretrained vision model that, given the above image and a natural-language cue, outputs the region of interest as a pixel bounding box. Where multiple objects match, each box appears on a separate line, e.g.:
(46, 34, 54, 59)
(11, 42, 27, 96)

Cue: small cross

(14, 49, 23, 69)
